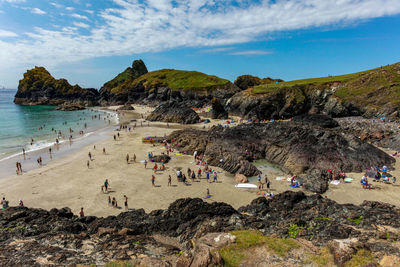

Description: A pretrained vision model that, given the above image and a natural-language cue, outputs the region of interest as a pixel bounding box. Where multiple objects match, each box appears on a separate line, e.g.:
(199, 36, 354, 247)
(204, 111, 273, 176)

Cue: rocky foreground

(1, 191, 400, 266)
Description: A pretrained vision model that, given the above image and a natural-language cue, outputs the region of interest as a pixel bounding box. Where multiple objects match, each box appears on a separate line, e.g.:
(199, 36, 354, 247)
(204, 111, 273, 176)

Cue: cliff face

(228, 63, 400, 120)
(14, 67, 99, 106)
(99, 61, 240, 106)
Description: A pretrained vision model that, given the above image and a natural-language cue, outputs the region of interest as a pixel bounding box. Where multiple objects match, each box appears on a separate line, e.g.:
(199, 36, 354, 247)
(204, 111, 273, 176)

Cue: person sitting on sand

(2, 197, 8, 209)
(206, 188, 210, 198)
(108, 196, 111, 206)
(111, 197, 115, 206)
(19, 199, 24, 207)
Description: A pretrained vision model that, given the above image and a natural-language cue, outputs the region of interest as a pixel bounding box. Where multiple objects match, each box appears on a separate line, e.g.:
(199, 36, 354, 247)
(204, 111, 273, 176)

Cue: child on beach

(108, 196, 111, 205)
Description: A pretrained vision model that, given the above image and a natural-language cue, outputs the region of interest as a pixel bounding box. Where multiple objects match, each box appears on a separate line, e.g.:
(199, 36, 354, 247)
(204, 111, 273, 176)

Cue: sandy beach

(1, 105, 400, 217)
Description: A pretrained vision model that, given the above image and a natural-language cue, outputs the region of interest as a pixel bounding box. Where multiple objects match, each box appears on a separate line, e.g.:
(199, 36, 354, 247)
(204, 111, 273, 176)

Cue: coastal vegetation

(109, 69, 231, 95)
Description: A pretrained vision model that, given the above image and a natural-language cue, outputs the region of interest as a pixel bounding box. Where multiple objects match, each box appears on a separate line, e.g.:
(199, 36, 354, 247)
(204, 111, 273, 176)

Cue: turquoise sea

(0, 89, 117, 162)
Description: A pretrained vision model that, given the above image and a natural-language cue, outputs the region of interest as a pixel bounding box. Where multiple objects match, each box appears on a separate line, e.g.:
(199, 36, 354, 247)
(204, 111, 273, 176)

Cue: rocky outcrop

(56, 103, 85, 111)
(167, 122, 394, 189)
(292, 114, 339, 128)
(211, 97, 228, 119)
(116, 104, 135, 111)
(1, 192, 400, 265)
(146, 101, 200, 124)
(99, 60, 148, 104)
(337, 117, 400, 151)
(14, 67, 99, 106)
(228, 63, 400, 120)
(99, 61, 240, 106)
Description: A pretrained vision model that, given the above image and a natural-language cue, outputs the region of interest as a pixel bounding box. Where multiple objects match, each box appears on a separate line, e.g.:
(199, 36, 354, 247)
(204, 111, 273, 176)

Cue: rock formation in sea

(167, 118, 394, 192)
(1, 192, 400, 266)
(146, 101, 201, 124)
(14, 67, 99, 106)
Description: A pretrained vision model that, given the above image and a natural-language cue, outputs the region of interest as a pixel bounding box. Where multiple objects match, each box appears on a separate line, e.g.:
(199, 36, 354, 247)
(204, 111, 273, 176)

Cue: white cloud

(73, 22, 90, 29)
(31, 7, 46, 15)
(70, 13, 88, 20)
(0, 29, 17, 37)
(85, 9, 94, 15)
(65, 6, 74, 11)
(230, 50, 272, 56)
(201, 47, 234, 53)
(0, 10, 4, 13)
(0, 0, 26, 3)
(50, 2, 63, 8)
(1, 0, 400, 83)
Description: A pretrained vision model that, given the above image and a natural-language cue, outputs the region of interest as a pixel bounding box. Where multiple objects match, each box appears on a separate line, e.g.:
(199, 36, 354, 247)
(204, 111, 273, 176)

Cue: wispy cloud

(50, 2, 62, 8)
(0, 29, 17, 37)
(65, 6, 74, 11)
(201, 47, 234, 53)
(70, 13, 88, 20)
(230, 50, 272, 56)
(0, 0, 26, 3)
(1, 0, 400, 77)
(73, 22, 90, 29)
(31, 7, 46, 15)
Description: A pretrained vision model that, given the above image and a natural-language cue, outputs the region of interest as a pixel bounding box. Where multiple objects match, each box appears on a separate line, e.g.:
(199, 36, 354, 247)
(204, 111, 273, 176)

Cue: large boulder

(146, 101, 200, 124)
(211, 98, 228, 119)
(116, 104, 135, 111)
(292, 114, 339, 128)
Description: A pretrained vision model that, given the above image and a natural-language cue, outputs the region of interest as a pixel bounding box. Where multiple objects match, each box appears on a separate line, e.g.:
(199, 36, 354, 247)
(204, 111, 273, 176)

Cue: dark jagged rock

(337, 117, 400, 151)
(1, 193, 400, 265)
(56, 103, 86, 111)
(14, 67, 99, 106)
(146, 101, 200, 124)
(116, 104, 135, 111)
(151, 154, 171, 163)
(211, 97, 228, 119)
(292, 114, 339, 128)
(167, 122, 394, 189)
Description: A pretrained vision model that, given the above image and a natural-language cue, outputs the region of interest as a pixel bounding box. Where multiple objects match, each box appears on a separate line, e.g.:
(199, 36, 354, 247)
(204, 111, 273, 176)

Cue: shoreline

(0, 107, 120, 179)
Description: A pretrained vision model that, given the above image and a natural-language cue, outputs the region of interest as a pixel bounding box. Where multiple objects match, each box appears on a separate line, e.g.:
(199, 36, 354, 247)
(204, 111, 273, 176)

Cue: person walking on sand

(144, 159, 147, 169)
(152, 175, 156, 187)
(168, 175, 172, 186)
(16, 162, 20, 175)
(213, 172, 218, 183)
(79, 207, 84, 217)
(126, 153, 129, 164)
(133, 154, 136, 162)
(265, 175, 270, 190)
(206, 171, 210, 183)
(153, 163, 158, 173)
(103, 147, 106, 154)
(88, 152, 92, 161)
(49, 147, 52, 159)
(22, 148, 26, 160)
(87, 160, 90, 169)
(104, 179, 109, 193)
(113, 134, 116, 141)
(124, 195, 128, 211)
(197, 168, 202, 178)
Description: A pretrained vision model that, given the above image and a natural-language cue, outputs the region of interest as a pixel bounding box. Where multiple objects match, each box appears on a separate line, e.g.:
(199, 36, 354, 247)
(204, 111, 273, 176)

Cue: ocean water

(0, 89, 117, 161)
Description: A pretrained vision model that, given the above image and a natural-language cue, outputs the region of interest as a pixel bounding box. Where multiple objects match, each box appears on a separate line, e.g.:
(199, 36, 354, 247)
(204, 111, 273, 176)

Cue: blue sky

(0, 0, 399, 89)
